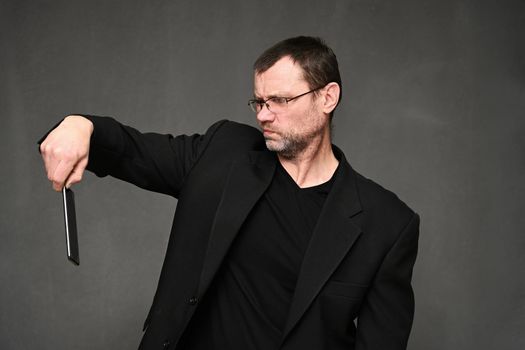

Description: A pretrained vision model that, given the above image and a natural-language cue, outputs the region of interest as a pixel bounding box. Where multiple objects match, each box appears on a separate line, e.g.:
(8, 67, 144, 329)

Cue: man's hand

(40, 115, 94, 191)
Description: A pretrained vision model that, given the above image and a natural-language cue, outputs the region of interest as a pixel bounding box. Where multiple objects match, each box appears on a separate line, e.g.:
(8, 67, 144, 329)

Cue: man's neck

(277, 130, 339, 188)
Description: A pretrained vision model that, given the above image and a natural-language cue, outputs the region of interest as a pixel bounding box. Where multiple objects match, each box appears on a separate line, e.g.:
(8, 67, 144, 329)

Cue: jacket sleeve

(38, 115, 227, 198)
(355, 212, 420, 350)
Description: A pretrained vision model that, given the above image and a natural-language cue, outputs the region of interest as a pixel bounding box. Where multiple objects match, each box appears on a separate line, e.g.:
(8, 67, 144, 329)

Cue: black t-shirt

(178, 162, 336, 350)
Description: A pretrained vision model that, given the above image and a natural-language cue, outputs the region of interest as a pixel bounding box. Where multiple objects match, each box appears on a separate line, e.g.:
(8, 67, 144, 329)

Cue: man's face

(253, 56, 328, 159)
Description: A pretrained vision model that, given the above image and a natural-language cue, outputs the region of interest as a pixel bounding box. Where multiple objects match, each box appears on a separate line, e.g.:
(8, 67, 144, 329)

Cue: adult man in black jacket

(39, 37, 419, 349)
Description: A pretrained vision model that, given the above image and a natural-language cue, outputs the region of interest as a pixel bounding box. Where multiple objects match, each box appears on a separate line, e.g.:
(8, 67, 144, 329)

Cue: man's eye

(271, 97, 287, 105)
(252, 100, 264, 108)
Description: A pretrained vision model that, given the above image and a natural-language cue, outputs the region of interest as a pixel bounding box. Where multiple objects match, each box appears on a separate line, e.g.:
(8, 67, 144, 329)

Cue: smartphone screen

(62, 188, 80, 265)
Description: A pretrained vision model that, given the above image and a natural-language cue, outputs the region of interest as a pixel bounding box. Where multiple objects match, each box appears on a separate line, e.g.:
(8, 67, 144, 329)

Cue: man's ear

(321, 82, 340, 114)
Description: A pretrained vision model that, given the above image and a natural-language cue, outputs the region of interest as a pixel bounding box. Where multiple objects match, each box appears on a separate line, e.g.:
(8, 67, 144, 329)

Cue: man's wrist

(63, 115, 94, 135)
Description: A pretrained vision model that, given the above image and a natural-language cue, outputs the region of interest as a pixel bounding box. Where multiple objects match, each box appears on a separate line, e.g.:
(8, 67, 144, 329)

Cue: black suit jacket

(79, 116, 419, 350)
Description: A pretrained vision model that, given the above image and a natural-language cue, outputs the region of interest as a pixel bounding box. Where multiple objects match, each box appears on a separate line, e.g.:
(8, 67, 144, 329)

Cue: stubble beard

(261, 104, 327, 159)
(264, 127, 323, 159)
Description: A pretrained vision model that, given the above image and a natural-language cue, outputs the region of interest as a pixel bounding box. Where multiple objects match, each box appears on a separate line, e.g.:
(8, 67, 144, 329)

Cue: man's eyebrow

(253, 93, 284, 100)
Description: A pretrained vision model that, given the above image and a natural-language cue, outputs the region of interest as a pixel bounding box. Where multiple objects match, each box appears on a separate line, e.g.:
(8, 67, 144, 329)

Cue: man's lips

(262, 129, 277, 136)
(259, 124, 279, 138)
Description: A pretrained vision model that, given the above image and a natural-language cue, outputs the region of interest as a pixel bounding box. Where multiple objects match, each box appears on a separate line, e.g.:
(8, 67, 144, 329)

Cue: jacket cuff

(36, 114, 112, 153)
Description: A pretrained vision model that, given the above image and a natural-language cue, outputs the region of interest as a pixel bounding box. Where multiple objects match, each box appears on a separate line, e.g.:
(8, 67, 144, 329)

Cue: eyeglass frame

(247, 86, 324, 113)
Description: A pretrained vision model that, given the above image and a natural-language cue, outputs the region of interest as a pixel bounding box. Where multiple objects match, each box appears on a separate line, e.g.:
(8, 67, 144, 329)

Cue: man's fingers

(65, 158, 88, 188)
(45, 155, 59, 182)
(51, 159, 76, 191)
(52, 181, 63, 192)
(41, 142, 65, 181)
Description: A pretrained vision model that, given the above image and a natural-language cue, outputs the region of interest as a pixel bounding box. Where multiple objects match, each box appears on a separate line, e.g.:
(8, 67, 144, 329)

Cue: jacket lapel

(197, 151, 276, 298)
(281, 153, 363, 342)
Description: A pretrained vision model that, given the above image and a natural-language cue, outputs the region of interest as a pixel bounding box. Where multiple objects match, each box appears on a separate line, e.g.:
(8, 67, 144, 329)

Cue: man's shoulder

(344, 166, 418, 249)
(207, 119, 261, 136)
(358, 172, 412, 211)
(205, 119, 266, 150)
(335, 147, 414, 219)
(345, 162, 416, 228)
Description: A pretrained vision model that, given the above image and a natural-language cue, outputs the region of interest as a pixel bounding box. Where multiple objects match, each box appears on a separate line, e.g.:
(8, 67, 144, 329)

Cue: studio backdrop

(1, 1, 523, 349)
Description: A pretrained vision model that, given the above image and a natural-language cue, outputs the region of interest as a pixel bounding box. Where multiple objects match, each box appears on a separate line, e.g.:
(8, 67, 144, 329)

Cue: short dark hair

(253, 36, 342, 117)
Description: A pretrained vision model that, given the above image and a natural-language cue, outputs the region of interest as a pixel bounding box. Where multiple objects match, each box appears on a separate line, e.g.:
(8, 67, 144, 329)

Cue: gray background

(1, 0, 524, 349)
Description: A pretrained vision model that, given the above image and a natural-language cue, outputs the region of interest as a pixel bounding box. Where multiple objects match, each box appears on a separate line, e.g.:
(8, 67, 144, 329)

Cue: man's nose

(256, 104, 275, 123)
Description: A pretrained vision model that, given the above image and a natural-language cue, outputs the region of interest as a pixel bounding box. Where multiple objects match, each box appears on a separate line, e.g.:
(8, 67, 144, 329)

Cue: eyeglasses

(248, 87, 321, 113)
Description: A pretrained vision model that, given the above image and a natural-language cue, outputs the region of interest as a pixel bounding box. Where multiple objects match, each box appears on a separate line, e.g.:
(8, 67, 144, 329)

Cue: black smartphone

(62, 187, 80, 265)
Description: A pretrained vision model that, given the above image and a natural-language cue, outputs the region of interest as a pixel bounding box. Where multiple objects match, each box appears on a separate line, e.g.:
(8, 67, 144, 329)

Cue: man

(39, 36, 419, 350)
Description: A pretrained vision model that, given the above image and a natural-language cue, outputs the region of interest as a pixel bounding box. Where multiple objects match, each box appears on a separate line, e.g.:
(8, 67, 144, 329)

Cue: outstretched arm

(38, 115, 226, 196)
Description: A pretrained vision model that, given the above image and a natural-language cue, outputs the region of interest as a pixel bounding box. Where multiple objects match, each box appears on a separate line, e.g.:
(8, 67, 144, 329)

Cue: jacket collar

(196, 151, 276, 298)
